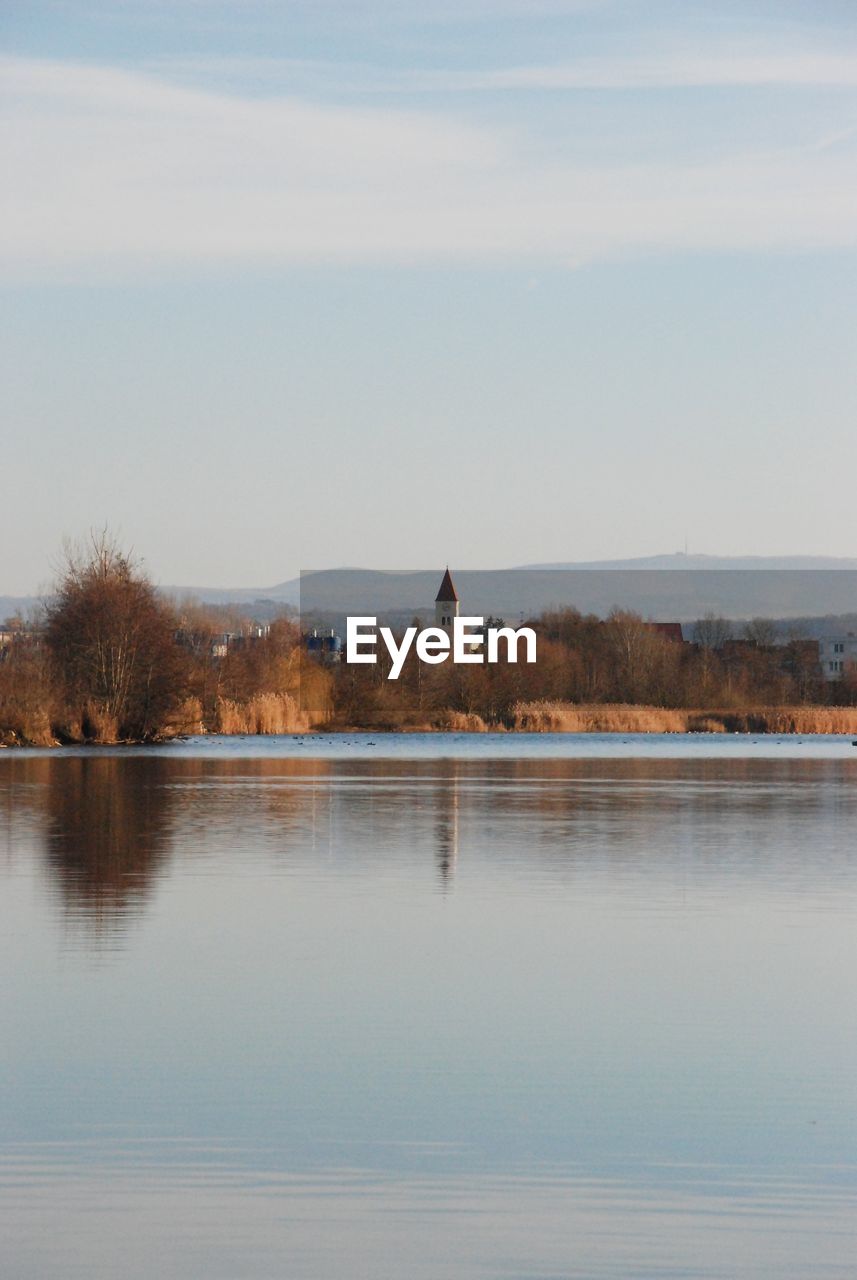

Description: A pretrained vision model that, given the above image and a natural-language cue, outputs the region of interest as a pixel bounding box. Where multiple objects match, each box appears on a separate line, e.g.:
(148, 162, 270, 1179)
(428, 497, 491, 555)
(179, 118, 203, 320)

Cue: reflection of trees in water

(432, 756, 857, 889)
(337, 755, 857, 893)
(34, 755, 331, 935)
(9, 749, 854, 936)
(42, 755, 175, 934)
(167, 756, 335, 854)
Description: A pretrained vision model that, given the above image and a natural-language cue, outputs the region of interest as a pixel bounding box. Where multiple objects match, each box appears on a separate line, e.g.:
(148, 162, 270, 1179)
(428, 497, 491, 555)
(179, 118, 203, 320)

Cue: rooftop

(435, 567, 458, 603)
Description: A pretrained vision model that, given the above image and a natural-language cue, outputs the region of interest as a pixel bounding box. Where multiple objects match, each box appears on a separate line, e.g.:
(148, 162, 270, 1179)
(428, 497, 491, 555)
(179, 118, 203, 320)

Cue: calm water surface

(2, 734, 857, 1278)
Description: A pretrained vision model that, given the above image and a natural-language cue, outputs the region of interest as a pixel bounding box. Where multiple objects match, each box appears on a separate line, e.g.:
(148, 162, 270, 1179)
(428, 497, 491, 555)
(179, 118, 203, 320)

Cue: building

(648, 622, 685, 644)
(307, 629, 342, 663)
(210, 633, 232, 659)
(174, 621, 271, 661)
(819, 635, 857, 681)
(435, 568, 459, 633)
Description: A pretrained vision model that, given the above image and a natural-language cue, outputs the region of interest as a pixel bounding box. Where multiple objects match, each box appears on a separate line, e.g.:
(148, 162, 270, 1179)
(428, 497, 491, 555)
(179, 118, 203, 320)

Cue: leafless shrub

(45, 531, 187, 741)
(0, 641, 56, 745)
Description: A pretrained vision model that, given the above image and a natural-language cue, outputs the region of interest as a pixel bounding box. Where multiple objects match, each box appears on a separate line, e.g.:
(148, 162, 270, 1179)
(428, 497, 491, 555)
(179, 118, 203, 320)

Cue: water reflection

(3, 745, 857, 1278)
(435, 768, 460, 888)
(41, 756, 175, 935)
(2, 1145, 856, 1280)
(3, 752, 857, 934)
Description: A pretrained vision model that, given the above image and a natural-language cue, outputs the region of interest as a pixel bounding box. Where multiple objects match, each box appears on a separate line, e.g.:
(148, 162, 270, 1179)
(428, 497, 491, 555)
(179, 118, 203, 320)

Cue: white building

(435, 567, 459, 633)
(819, 635, 857, 681)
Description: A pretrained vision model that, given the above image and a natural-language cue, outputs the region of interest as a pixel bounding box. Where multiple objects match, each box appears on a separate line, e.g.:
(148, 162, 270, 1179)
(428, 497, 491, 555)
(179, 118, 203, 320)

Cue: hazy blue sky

(2, 0, 856, 593)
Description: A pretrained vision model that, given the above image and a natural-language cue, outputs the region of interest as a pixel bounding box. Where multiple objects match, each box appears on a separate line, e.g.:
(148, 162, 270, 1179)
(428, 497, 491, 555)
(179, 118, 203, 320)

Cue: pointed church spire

(435, 567, 458, 603)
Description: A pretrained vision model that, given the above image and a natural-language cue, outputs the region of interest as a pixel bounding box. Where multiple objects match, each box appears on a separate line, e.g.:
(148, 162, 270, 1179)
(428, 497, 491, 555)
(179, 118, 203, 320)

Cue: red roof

(435, 567, 458, 603)
(649, 622, 685, 643)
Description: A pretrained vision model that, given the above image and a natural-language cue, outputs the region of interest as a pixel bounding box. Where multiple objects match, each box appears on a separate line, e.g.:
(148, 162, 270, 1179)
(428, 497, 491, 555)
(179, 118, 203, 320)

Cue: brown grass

(162, 697, 205, 738)
(84, 703, 120, 744)
(438, 710, 490, 733)
(511, 701, 687, 733)
(711, 706, 857, 734)
(686, 716, 727, 734)
(0, 708, 56, 748)
(510, 701, 857, 734)
(215, 692, 310, 735)
(214, 698, 246, 735)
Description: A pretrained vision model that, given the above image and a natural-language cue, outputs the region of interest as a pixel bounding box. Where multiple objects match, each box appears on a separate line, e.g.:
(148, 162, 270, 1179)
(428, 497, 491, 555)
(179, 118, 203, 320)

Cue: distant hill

(163, 554, 857, 610)
(159, 579, 301, 607)
(517, 553, 857, 572)
(297, 564, 857, 632)
(6, 555, 857, 627)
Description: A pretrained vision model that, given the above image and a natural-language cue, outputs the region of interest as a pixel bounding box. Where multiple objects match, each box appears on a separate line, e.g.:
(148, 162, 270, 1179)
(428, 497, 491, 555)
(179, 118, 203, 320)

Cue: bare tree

(45, 532, 186, 741)
(693, 613, 733, 650)
(742, 617, 777, 648)
(605, 609, 679, 704)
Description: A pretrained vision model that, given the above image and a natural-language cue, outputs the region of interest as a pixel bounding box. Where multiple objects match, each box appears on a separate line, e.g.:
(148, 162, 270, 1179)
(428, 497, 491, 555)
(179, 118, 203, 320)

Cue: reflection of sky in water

(3, 1149, 857, 1280)
(2, 743, 857, 1277)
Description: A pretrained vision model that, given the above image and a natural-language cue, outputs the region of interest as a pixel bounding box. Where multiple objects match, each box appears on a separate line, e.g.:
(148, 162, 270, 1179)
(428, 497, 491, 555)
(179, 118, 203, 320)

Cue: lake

(2, 734, 857, 1278)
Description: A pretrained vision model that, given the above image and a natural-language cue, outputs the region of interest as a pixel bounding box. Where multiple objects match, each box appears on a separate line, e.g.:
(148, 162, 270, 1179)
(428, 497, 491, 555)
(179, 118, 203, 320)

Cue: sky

(1, 0, 856, 594)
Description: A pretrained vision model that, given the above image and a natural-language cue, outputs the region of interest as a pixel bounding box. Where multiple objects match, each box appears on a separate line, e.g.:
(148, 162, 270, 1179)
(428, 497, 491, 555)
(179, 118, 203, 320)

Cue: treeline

(3, 537, 857, 745)
(329, 607, 857, 731)
(0, 535, 330, 746)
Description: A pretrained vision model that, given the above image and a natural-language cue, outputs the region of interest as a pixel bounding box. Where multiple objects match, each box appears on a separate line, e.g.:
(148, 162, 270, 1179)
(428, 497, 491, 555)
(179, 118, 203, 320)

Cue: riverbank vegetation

(327, 606, 857, 733)
(2, 540, 857, 745)
(0, 535, 326, 746)
(508, 702, 857, 735)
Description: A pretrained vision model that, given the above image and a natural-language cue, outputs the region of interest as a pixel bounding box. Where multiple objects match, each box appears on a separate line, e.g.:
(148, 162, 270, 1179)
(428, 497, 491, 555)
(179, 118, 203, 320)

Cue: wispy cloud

(67, 0, 611, 24)
(151, 45, 857, 96)
(399, 50, 857, 92)
(2, 55, 856, 280)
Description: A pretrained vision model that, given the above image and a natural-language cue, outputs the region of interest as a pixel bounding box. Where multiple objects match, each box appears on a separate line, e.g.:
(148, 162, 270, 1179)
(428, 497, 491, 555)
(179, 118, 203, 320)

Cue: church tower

(435, 567, 459, 632)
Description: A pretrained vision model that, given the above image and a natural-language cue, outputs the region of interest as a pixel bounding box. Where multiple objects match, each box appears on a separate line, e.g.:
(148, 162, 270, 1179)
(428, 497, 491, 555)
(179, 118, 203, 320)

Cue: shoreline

(4, 715, 857, 750)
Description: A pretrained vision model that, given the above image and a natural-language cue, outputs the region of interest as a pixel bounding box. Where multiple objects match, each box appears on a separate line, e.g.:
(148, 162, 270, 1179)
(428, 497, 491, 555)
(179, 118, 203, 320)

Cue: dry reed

(84, 703, 120, 744)
(215, 692, 310, 735)
(511, 701, 857, 735)
(0, 709, 55, 747)
(163, 697, 205, 737)
(439, 710, 489, 733)
(714, 706, 857, 734)
(511, 701, 687, 733)
(686, 716, 727, 734)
